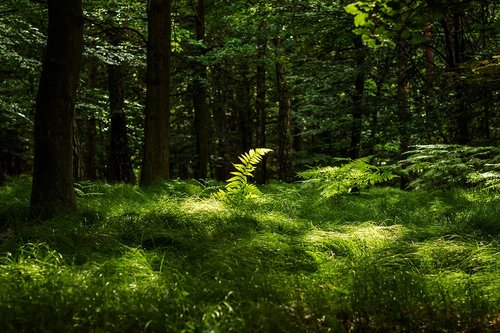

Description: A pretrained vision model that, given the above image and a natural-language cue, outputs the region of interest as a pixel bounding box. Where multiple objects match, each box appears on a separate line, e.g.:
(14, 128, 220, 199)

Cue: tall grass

(0, 178, 498, 332)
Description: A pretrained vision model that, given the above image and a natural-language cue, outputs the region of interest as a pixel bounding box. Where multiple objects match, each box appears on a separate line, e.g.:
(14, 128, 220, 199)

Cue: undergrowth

(0, 178, 498, 332)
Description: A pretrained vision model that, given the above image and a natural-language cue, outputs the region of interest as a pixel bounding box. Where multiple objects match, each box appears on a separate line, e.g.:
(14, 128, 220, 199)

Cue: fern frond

(214, 148, 273, 201)
(299, 156, 396, 198)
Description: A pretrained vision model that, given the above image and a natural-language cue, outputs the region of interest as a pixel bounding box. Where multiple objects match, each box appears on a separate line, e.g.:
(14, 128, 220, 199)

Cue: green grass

(0, 178, 499, 332)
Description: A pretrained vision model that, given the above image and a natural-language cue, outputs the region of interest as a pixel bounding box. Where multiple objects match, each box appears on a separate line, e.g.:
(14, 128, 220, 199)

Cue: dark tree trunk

(350, 36, 365, 160)
(397, 77, 411, 190)
(190, 0, 210, 179)
(84, 116, 97, 180)
(442, 11, 471, 144)
(255, 40, 268, 184)
(107, 64, 135, 183)
(397, 79, 411, 154)
(107, 30, 135, 184)
(423, 21, 437, 139)
(237, 65, 254, 153)
(212, 65, 231, 181)
(83, 62, 98, 180)
(30, 0, 84, 217)
(275, 41, 295, 182)
(140, 0, 172, 186)
(73, 117, 83, 180)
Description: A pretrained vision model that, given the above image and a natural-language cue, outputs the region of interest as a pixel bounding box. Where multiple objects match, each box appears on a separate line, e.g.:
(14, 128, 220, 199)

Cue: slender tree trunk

(368, 82, 381, 155)
(237, 65, 253, 153)
(442, 12, 470, 144)
(350, 36, 365, 160)
(255, 40, 268, 184)
(73, 117, 83, 180)
(212, 64, 231, 181)
(30, 0, 84, 217)
(190, 0, 210, 179)
(397, 74, 411, 190)
(140, 0, 172, 186)
(423, 21, 436, 139)
(275, 39, 295, 182)
(85, 116, 97, 179)
(107, 30, 135, 184)
(84, 62, 98, 180)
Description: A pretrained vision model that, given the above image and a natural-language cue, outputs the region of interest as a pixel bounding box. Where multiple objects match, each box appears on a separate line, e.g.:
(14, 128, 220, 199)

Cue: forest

(0, 0, 499, 332)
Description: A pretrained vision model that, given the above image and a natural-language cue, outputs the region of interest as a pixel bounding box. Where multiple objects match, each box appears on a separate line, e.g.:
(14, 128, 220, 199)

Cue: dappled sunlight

(306, 223, 408, 250)
(180, 197, 229, 216)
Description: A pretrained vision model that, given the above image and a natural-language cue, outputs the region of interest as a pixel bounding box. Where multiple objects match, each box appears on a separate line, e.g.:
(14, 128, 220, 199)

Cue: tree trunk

(30, 0, 84, 217)
(275, 40, 295, 182)
(237, 65, 254, 153)
(255, 40, 267, 184)
(442, 11, 471, 144)
(190, 0, 210, 179)
(397, 73, 411, 190)
(212, 64, 231, 181)
(350, 36, 365, 160)
(84, 61, 98, 180)
(140, 0, 172, 186)
(107, 30, 135, 184)
(73, 116, 83, 180)
(423, 21, 437, 139)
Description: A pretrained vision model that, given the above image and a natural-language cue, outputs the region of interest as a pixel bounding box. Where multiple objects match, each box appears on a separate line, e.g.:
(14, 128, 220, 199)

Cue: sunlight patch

(181, 198, 228, 215)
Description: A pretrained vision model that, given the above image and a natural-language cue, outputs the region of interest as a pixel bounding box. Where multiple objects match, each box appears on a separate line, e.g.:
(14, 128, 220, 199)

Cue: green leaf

(345, 3, 362, 15)
(354, 12, 370, 27)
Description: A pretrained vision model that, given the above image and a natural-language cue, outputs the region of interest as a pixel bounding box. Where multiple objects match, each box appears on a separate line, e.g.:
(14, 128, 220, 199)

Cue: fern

(215, 148, 273, 201)
(400, 145, 500, 190)
(299, 156, 396, 198)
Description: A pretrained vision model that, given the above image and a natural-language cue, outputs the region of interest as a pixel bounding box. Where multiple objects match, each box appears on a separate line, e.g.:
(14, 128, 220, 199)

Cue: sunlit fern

(214, 148, 273, 201)
(299, 156, 396, 198)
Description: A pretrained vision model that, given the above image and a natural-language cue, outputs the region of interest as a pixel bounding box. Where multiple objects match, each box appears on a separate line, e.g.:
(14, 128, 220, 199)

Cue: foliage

(401, 145, 500, 190)
(299, 156, 396, 198)
(215, 148, 273, 201)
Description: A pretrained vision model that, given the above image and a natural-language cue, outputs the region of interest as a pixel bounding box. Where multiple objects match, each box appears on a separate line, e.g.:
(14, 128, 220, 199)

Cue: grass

(0, 177, 498, 332)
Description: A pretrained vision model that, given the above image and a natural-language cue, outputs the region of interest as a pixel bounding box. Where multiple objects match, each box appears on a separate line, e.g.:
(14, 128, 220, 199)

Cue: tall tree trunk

(350, 36, 365, 160)
(190, 0, 210, 179)
(275, 39, 295, 182)
(423, 21, 436, 139)
(30, 0, 84, 217)
(237, 65, 254, 153)
(212, 64, 231, 181)
(140, 0, 172, 186)
(255, 40, 267, 184)
(442, 11, 470, 144)
(73, 117, 83, 180)
(84, 61, 98, 180)
(398, 78, 411, 190)
(107, 30, 135, 184)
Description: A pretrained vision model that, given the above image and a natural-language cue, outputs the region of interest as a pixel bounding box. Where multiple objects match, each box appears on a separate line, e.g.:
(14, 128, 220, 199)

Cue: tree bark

(212, 64, 231, 181)
(237, 65, 254, 153)
(84, 61, 98, 180)
(190, 0, 210, 179)
(350, 36, 365, 160)
(255, 40, 268, 184)
(30, 0, 84, 217)
(107, 29, 135, 184)
(275, 40, 295, 182)
(140, 0, 172, 186)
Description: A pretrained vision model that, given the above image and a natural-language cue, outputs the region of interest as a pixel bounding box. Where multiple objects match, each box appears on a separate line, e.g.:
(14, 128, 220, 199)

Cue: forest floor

(0, 178, 498, 332)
